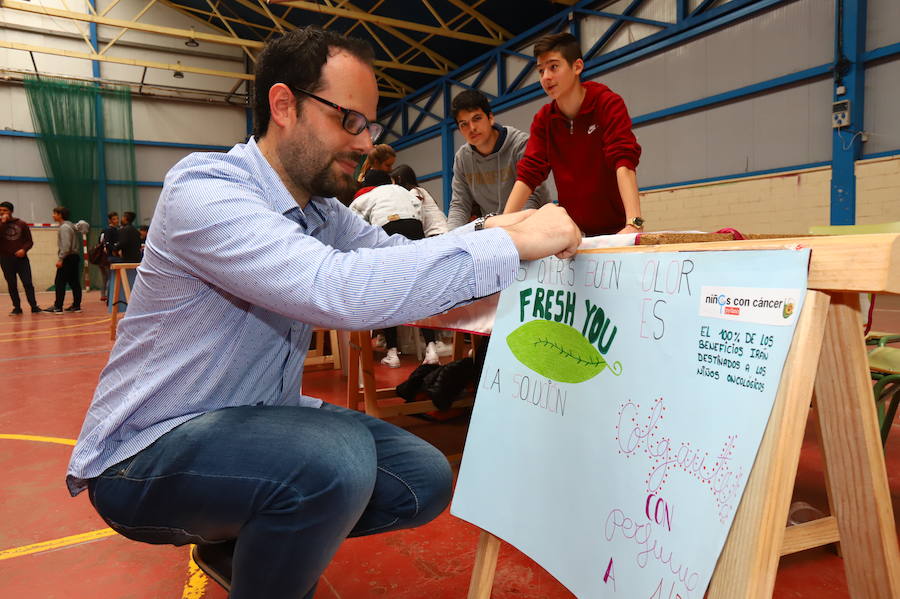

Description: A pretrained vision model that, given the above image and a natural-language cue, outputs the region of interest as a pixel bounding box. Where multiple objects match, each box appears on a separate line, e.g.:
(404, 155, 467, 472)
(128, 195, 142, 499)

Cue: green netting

(103, 86, 139, 225)
(23, 76, 138, 228)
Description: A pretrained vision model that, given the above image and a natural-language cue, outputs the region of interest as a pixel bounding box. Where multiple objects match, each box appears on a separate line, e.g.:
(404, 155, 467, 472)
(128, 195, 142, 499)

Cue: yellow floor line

(182, 548, 209, 599)
(0, 330, 109, 343)
(0, 528, 117, 561)
(1, 435, 200, 596)
(0, 433, 77, 446)
(322, 575, 342, 598)
(0, 317, 108, 337)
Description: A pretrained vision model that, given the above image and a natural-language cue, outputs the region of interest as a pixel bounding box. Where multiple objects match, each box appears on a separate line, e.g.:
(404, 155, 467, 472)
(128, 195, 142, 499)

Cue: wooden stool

(304, 328, 342, 371)
(346, 329, 474, 419)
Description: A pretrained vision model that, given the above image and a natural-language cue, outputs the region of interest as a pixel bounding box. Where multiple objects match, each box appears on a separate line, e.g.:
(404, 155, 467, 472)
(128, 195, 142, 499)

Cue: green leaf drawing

(506, 319, 622, 384)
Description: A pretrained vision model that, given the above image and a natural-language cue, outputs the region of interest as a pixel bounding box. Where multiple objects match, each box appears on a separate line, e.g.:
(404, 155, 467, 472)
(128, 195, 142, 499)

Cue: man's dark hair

(533, 32, 583, 65)
(139, 225, 149, 232)
(122, 211, 136, 225)
(53, 206, 70, 220)
(253, 26, 374, 139)
(0, 201, 14, 212)
(451, 89, 492, 121)
(390, 165, 419, 191)
(108, 211, 118, 220)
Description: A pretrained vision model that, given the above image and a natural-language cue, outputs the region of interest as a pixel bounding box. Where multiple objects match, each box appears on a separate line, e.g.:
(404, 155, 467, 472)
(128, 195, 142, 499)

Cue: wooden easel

(467, 234, 900, 599)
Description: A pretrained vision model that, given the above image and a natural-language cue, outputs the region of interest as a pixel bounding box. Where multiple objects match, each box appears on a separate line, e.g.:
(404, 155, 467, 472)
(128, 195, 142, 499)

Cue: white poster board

(452, 249, 810, 599)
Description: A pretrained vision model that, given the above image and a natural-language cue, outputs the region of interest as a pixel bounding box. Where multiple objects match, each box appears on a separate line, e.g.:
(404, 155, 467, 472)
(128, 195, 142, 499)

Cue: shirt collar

(245, 136, 332, 233)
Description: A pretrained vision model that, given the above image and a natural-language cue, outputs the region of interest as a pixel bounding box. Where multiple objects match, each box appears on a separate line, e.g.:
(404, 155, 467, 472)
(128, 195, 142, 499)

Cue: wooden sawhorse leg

(708, 291, 831, 597)
(345, 330, 408, 417)
(811, 292, 900, 597)
(467, 531, 501, 599)
(305, 329, 343, 371)
(109, 268, 124, 340)
(108, 264, 136, 341)
(452, 331, 486, 361)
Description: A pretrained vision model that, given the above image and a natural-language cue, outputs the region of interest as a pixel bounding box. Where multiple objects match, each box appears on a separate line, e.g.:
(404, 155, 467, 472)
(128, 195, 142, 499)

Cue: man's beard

(279, 129, 362, 200)
(307, 153, 360, 198)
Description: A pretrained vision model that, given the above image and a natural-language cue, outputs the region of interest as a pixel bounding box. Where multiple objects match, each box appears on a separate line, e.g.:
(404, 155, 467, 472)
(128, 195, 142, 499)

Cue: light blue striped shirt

(66, 137, 519, 495)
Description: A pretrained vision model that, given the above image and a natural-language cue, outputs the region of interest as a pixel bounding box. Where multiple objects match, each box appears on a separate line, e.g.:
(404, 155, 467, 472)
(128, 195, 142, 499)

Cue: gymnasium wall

(1, 0, 248, 288)
(2, 0, 899, 289)
(394, 0, 900, 235)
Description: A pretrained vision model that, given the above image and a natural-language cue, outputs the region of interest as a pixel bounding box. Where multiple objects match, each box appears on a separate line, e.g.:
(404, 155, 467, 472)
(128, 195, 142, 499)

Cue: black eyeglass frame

(288, 85, 384, 143)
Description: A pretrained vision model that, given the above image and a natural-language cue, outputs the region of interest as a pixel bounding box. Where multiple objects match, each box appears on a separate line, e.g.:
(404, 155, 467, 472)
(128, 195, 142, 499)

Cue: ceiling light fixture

(173, 61, 185, 79)
(185, 28, 199, 48)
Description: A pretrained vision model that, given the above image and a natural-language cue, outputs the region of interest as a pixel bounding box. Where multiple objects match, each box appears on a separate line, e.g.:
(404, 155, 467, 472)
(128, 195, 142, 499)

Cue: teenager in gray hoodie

(447, 90, 551, 229)
(46, 206, 84, 313)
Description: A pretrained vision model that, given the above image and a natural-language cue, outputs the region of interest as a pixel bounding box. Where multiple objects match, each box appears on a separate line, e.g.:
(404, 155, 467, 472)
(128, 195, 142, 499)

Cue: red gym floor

(1, 289, 898, 598)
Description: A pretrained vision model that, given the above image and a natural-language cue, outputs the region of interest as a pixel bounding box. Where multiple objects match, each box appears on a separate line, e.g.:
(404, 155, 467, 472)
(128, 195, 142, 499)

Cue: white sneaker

(423, 342, 440, 365)
(381, 348, 400, 368)
(433, 340, 453, 357)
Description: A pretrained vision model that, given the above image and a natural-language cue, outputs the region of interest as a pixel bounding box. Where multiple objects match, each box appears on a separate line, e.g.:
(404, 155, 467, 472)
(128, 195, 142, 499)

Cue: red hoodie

(516, 81, 641, 236)
(0, 217, 34, 257)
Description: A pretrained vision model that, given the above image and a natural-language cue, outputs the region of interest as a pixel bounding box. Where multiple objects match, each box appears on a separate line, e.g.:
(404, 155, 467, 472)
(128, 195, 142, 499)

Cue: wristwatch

(474, 212, 497, 231)
(627, 216, 645, 230)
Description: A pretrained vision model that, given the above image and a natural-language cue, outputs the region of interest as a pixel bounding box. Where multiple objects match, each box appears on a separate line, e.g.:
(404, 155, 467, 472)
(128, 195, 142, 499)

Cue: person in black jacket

(98, 212, 120, 301)
(118, 211, 142, 263)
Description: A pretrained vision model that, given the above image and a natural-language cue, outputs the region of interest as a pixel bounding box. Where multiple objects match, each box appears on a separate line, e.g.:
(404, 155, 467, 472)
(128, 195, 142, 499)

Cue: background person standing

(0, 201, 41, 315)
(98, 211, 120, 301)
(46, 206, 83, 314)
(118, 211, 142, 263)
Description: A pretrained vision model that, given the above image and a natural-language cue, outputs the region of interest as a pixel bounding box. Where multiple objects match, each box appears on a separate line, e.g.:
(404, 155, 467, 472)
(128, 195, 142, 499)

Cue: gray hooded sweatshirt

(57, 220, 89, 260)
(57, 220, 80, 260)
(448, 125, 552, 230)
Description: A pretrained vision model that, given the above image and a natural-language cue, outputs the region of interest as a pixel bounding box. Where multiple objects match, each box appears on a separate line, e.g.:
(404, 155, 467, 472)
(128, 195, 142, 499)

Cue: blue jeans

(88, 402, 453, 598)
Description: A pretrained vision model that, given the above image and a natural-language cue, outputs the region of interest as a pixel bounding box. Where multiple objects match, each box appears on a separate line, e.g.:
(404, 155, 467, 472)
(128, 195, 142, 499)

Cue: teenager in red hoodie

(0, 201, 41, 315)
(504, 32, 643, 236)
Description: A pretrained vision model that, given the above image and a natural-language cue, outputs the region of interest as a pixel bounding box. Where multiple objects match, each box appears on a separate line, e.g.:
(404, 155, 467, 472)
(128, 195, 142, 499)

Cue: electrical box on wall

(832, 100, 851, 128)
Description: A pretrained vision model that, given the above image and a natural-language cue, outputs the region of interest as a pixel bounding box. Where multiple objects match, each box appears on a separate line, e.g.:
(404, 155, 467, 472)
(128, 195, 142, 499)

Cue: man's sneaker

(31, 306, 42, 313)
(9, 307, 23, 316)
(64, 305, 82, 313)
(423, 341, 440, 365)
(191, 541, 234, 592)
(381, 348, 401, 368)
(45, 306, 63, 314)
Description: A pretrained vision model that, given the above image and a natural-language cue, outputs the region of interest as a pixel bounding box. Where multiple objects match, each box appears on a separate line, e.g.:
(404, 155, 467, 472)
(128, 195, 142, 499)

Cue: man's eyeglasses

(288, 86, 384, 143)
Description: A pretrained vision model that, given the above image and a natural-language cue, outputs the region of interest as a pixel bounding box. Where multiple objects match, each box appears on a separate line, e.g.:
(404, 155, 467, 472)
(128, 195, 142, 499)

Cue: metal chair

(865, 333, 900, 446)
